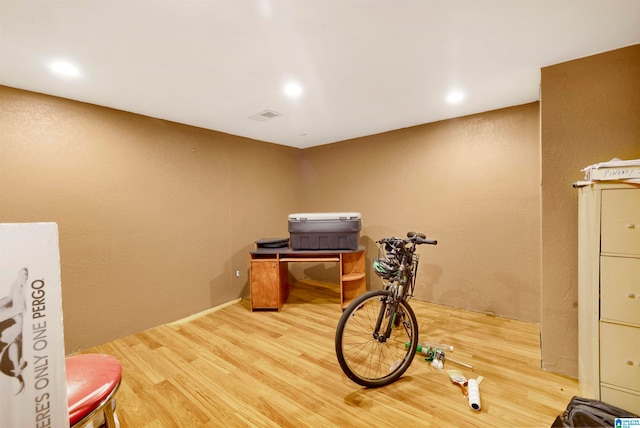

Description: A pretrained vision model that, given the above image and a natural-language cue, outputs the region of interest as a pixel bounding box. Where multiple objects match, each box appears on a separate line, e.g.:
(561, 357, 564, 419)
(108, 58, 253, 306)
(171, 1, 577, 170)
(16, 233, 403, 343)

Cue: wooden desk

(249, 247, 366, 311)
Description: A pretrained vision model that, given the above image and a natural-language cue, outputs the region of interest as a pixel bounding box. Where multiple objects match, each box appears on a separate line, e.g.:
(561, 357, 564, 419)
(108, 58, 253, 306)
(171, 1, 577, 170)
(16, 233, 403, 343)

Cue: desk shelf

(341, 272, 366, 281)
(340, 250, 366, 310)
(250, 247, 366, 311)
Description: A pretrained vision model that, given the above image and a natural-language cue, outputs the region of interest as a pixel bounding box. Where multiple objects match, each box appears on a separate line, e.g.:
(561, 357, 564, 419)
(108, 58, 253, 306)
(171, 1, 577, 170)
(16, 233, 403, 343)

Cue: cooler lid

(288, 212, 361, 221)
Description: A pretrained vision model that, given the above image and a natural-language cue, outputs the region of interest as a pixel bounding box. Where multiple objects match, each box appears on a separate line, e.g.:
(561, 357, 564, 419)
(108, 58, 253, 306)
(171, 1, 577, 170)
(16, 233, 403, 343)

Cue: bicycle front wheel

(335, 289, 418, 388)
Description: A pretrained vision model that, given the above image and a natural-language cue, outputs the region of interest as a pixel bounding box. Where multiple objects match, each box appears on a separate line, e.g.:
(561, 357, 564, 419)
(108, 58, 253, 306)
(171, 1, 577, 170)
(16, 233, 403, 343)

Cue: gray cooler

(288, 212, 361, 250)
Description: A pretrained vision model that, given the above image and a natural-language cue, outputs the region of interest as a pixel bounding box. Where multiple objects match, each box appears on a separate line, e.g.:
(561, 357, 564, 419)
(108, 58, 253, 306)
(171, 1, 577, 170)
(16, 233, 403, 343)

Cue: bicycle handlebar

(416, 237, 438, 245)
(407, 231, 436, 245)
(377, 233, 437, 246)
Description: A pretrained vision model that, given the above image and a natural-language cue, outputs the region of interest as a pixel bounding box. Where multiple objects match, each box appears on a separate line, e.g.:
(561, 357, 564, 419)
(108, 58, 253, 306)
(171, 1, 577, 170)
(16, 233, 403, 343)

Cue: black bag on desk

(551, 396, 638, 427)
(255, 238, 289, 249)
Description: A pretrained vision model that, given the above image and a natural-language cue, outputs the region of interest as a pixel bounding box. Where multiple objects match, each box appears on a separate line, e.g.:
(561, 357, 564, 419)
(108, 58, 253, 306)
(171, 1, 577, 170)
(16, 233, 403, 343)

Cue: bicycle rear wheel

(335, 289, 418, 388)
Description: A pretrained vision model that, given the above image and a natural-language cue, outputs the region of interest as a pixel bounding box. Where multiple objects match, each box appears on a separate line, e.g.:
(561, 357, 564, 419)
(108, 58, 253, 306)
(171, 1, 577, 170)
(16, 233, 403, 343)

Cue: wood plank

(80, 280, 579, 427)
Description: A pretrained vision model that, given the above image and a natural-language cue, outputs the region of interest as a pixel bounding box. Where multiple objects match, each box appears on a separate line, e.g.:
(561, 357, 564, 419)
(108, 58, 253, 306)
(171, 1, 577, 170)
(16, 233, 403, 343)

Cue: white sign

(0, 223, 69, 428)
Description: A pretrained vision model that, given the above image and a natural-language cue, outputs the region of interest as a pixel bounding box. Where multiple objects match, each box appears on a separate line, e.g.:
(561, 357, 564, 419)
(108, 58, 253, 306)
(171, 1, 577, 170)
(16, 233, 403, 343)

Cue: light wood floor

(82, 280, 578, 427)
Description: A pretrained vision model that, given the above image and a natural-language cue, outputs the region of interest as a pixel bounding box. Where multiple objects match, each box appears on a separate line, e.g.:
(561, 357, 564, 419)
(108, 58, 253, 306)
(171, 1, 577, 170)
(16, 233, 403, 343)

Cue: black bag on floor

(551, 396, 638, 427)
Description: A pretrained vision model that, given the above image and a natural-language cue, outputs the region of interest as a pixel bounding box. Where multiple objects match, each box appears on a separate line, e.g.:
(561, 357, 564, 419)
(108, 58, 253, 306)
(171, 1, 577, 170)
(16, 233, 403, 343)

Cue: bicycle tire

(335, 289, 418, 388)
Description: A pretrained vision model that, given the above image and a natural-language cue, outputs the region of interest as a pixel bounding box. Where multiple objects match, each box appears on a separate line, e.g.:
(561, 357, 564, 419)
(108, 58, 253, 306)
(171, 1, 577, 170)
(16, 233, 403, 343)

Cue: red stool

(66, 354, 122, 428)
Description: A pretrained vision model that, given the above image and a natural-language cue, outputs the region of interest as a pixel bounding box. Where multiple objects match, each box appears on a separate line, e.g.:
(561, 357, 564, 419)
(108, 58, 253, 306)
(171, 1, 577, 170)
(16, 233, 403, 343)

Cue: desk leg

(279, 261, 289, 310)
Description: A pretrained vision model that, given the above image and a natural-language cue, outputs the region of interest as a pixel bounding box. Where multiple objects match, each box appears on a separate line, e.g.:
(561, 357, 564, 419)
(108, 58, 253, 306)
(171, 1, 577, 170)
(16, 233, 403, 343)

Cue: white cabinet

(578, 183, 640, 415)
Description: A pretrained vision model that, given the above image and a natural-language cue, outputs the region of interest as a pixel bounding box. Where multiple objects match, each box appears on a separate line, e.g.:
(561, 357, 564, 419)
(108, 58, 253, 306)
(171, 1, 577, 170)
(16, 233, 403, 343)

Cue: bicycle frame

(373, 239, 420, 342)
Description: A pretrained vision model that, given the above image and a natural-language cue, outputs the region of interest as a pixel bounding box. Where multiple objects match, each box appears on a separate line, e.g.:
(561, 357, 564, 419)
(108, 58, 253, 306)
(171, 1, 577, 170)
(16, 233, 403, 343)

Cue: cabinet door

(251, 261, 280, 309)
(601, 189, 640, 255)
(601, 256, 640, 325)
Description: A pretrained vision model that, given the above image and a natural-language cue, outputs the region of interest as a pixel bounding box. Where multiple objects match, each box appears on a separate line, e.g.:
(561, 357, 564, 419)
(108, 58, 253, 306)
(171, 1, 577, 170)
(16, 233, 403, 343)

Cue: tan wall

(540, 44, 640, 376)
(0, 86, 302, 352)
(300, 103, 542, 323)
(2, 44, 638, 375)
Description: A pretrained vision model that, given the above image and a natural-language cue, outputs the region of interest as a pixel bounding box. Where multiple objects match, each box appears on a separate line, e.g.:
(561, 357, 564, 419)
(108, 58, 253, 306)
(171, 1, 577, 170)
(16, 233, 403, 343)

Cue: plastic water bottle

(404, 343, 436, 360)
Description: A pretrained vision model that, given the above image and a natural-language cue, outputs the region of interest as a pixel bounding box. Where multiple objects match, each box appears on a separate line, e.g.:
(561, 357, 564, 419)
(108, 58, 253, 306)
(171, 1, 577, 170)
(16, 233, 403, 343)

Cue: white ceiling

(1, 1, 639, 149)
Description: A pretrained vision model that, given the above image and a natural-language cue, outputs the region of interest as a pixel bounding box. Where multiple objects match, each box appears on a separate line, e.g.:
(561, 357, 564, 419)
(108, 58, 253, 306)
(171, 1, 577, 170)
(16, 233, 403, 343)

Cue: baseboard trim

(169, 297, 242, 326)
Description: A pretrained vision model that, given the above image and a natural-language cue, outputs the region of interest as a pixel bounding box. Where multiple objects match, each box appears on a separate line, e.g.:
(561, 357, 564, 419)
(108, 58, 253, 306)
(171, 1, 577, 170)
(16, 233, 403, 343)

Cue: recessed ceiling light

(284, 82, 303, 98)
(446, 90, 465, 104)
(49, 61, 80, 78)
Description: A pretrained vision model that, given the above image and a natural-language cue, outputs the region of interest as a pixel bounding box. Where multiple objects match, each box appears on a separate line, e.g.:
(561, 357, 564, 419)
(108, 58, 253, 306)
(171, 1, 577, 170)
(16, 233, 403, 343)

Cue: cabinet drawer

(601, 189, 640, 255)
(600, 322, 640, 392)
(601, 256, 640, 325)
(600, 385, 640, 415)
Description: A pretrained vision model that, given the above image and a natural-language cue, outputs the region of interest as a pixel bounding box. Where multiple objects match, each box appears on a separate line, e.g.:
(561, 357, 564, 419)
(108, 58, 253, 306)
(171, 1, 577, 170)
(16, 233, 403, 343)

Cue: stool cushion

(66, 354, 122, 426)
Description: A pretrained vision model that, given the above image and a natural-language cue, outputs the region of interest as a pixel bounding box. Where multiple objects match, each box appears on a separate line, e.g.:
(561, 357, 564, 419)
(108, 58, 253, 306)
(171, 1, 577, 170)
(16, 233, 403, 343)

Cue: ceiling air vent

(249, 110, 281, 121)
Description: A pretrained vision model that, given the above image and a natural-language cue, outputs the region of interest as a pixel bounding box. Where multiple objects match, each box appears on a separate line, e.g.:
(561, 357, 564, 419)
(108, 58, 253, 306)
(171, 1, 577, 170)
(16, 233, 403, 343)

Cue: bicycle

(335, 232, 437, 387)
